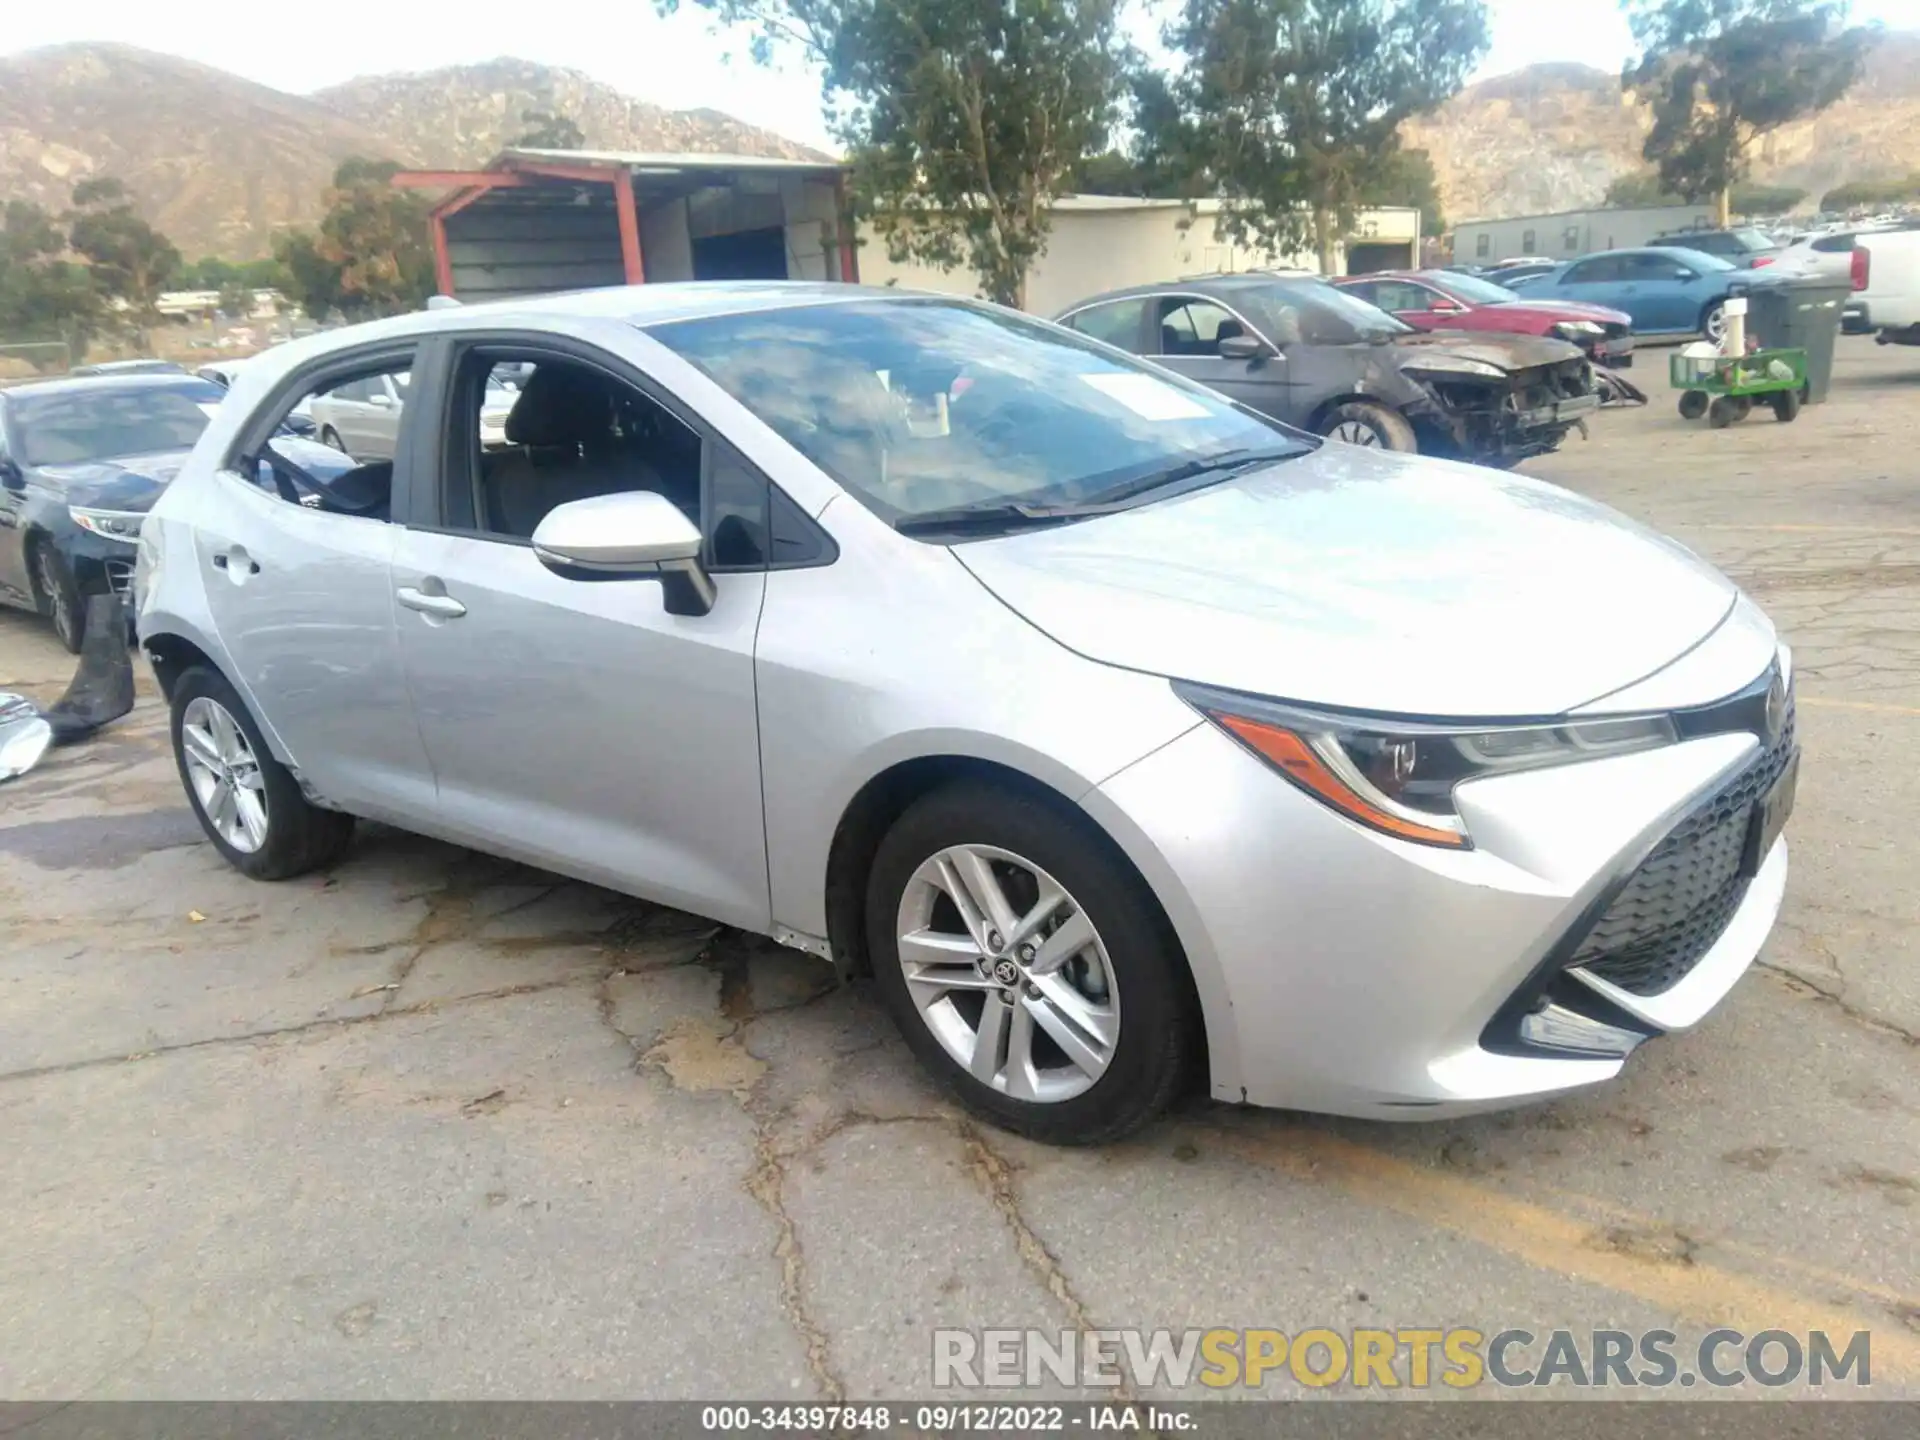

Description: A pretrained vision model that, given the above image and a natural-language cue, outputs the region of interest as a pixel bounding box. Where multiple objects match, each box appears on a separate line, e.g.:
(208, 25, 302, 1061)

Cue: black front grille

(1572, 699, 1796, 997)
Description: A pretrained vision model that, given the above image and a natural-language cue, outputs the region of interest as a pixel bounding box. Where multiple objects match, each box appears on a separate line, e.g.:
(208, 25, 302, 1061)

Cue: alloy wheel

(894, 844, 1120, 1103)
(35, 548, 76, 649)
(1703, 306, 1727, 344)
(180, 695, 270, 853)
(1331, 419, 1383, 446)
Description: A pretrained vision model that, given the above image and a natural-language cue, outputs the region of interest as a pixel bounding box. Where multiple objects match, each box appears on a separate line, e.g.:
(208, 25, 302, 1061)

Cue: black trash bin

(1745, 278, 1849, 404)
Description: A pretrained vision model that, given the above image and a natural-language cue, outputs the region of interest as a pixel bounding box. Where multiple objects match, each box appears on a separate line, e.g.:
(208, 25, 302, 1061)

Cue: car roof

(1057, 274, 1324, 312)
(0, 371, 221, 402)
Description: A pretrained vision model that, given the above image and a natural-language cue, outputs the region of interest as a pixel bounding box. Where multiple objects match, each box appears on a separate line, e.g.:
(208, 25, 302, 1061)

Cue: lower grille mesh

(1573, 702, 1796, 997)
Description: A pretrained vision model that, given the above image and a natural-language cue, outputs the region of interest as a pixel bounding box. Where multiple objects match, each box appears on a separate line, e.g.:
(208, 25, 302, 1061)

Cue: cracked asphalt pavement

(2, 339, 1916, 1403)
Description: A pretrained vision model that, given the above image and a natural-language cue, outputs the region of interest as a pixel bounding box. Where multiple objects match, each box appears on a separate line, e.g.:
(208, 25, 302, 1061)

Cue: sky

(4, 0, 1916, 154)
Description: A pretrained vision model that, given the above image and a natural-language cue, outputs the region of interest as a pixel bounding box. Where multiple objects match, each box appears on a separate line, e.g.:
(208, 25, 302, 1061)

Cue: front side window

(10, 380, 222, 467)
(651, 299, 1307, 526)
(1154, 298, 1247, 357)
(1564, 257, 1621, 284)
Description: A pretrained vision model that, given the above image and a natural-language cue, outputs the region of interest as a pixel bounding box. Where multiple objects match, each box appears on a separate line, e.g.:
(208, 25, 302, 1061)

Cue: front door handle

(396, 586, 467, 620)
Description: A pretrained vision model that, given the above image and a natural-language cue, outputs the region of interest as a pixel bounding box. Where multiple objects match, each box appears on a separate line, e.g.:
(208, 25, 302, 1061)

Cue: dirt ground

(2, 337, 1916, 1404)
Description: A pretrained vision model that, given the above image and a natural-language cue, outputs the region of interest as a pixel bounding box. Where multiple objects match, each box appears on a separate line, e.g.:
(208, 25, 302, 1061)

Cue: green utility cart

(1670, 348, 1809, 428)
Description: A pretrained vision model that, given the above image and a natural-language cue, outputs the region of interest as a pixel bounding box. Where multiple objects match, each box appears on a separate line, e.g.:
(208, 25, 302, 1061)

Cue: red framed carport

(392, 151, 858, 300)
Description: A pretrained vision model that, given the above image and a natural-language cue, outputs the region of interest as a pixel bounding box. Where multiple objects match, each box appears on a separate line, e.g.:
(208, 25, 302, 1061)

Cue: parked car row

(118, 282, 1797, 1146)
(1056, 275, 1601, 465)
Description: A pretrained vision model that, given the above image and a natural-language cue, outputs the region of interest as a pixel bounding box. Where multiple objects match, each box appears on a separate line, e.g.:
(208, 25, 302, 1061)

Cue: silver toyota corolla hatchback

(134, 284, 1797, 1144)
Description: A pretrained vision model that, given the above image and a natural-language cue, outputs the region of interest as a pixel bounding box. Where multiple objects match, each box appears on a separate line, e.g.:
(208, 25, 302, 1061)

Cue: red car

(1334, 269, 1635, 368)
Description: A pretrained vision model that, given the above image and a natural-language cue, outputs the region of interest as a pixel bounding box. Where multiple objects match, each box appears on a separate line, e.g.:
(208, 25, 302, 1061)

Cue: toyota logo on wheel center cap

(991, 957, 1021, 987)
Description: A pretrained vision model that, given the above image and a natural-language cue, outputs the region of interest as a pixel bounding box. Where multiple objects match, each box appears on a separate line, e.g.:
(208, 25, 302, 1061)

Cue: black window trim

(411, 329, 836, 575)
(226, 338, 429, 525)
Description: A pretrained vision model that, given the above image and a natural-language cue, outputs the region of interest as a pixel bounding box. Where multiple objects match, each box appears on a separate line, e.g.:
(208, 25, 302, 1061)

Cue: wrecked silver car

(1056, 275, 1601, 466)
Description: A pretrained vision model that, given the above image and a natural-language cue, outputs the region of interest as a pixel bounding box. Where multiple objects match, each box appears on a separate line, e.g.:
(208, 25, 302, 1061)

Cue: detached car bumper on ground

(133, 284, 1795, 1142)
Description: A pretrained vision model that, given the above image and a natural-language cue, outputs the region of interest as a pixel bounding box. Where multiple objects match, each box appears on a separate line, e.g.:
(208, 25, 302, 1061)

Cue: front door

(390, 339, 772, 930)
(1149, 295, 1298, 423)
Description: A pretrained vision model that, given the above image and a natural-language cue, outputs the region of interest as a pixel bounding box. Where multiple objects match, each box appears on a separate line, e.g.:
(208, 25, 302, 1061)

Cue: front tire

(170, 665, 354, 880)
(31, 542, 86, 654)
(1319, 401, 1418, 452)
(865, 783, 1197, 1145)
(1678, 389, 1710, 421)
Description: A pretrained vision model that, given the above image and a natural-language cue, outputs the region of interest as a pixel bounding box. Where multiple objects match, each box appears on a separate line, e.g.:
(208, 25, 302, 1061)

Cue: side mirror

(532, 490, 715, 616)
(1217, 333, 1271, 362)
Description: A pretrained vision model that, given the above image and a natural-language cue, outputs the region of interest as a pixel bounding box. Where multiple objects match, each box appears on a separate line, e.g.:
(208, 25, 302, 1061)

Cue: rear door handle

(212, 548, 259, 575)
(396, 586, 467, 620)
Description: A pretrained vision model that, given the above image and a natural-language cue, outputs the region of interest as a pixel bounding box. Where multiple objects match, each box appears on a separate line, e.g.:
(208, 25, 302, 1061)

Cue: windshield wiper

(1073, 444, 1304, 508)
(893, 444, 1303, 539)
(893, 503, 1089, 537)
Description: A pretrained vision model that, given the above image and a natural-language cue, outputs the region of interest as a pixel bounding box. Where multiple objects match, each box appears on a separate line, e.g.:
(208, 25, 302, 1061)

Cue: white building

(860, 197, 1422, 314)
(1452, 204, 1721, 265)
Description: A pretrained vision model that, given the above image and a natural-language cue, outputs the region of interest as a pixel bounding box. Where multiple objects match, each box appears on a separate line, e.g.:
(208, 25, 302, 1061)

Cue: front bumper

(1089, 667, 1791, 1120)
(61, 530, 139, 604)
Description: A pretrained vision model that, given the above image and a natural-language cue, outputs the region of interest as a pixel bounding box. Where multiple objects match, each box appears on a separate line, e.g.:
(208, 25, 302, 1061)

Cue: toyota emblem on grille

(1763, 671, 1788, 744)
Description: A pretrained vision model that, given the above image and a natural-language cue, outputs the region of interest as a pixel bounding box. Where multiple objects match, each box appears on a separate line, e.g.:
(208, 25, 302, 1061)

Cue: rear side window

(1811, 233, 1855, 254)
(1564, 256, 1622, 284)
(1066, 299, 1147, 351)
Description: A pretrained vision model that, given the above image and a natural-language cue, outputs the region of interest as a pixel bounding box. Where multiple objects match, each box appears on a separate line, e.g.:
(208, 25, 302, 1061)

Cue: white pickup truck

(1851, 227, 1920, 345)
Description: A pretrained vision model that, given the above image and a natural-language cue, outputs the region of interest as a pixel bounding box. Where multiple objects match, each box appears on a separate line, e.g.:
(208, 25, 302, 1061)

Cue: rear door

(1146, 294, 1299, 422)
(192, 344, 438, 823)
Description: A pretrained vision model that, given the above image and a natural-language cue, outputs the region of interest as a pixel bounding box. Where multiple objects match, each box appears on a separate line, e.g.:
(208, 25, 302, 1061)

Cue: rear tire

(865, 783, 1197, 1146)
(1319, 401, 1418, 453)
(1701, 301, 1727, 345)
(1708, 396, 1740, 429)
(1771, 388, 1802, 422)
(169, 665, 355, 880)
(31, 541, 86, 655)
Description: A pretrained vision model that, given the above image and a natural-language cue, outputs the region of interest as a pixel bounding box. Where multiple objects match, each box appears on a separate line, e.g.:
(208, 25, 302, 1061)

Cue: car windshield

(650, 299, 1307, 526)
(12, 380, 223, 466)
(1240, 281, 1413, 343)
(1428, 271, 1520, 304)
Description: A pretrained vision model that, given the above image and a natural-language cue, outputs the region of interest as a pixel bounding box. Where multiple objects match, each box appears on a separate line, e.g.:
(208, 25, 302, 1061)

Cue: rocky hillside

(0, 45, 826, 260)
(1405, 31, 1920, 222)
(314, 58, 823, 172)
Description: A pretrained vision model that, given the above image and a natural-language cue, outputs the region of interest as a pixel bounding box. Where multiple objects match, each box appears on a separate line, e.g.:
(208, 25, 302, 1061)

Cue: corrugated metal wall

(446, 192, 626, 300)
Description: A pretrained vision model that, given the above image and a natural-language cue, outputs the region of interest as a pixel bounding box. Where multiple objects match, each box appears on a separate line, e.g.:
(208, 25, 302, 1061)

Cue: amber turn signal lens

(1214, 713, 1470, 848)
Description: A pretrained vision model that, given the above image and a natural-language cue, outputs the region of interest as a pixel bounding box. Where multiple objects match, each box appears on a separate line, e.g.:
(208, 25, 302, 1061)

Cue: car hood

(954, 446, 1741, 718)
(1389, 329, 1585, 370)
(33, 450, 189, 511)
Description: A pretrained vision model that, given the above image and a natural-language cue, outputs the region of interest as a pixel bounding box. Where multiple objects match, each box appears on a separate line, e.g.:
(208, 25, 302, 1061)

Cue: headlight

(1403, 356, 1507, 379)
(68, 506, 146, 543)
(1176, 683, 1677, 848)
(1553, 320, 1606, 339)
